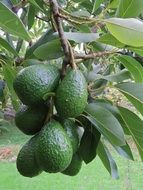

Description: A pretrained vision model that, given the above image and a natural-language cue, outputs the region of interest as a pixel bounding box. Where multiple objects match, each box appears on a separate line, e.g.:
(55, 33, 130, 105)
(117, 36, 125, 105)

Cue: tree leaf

(116, 0, 143, 18)
(0, 2, 30, 41)
(103, 69, 131, 83)
(79, 127, 101, 164)
(113, 143, 134, 161)
(92, 99, 129, 135)
(2, 63, 19, 110)
(54, 32, 99, 43)
(118, 55, 143, 82)
(118, 106, 143, 161)
(25, 29, 54, 58)
(0, 36, 18, 56)
(115, 82, 143, 115)
(85, 103, 126, 146)
(28, 0, 44, 12)
(34, 39, 63, 60)
(105, 18, 143, 47)
(27, 4, 36, 30)
(92, 0, 105, 12)
(97, 33, 125, 48)
(97, 141, 119, 179)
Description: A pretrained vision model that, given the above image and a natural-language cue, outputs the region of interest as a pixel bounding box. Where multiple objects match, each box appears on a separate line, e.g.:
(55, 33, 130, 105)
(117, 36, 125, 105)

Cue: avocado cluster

(14, 63, 88, 177)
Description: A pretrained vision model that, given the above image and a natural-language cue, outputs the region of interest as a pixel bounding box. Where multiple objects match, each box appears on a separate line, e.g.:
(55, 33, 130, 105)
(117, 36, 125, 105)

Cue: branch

(35, 15, 50, 23)
(49, 0, 76, 69)
(74, 51, 117, 60)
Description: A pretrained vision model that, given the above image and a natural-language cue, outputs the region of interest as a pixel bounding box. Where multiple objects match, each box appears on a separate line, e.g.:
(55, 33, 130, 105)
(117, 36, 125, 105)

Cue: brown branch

(49, 0, 76, 69)
(74, 51, 117, 60)
(49, 1, 70, 61)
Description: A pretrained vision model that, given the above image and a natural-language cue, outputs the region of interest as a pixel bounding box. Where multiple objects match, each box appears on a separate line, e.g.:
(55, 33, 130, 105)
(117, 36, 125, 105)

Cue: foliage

(0, 0, 143, 179)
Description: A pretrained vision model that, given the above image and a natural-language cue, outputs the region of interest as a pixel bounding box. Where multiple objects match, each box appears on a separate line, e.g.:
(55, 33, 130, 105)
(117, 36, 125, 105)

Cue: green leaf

(105, 18, 143, 47)
(79, 127, 101, 164)
(97, 33, 125, 48)
(92, 99, 129, 135)
(108, 0, 120, 8)
(25, 29, 54, 58)
(92, 0, 105, 12)
(0, 2, 30, 41)
(97, 141, 119, 179)
(34, 39, 63, 60)
(27, 5, 36, 30)
(118, 106, 143, 160)
(118, 55, 143, 83)
(116, 0, 143, 18)
(113, 143, 134, 160)
(63, 32, 99, 43)
(0, 36, 18, 56)
(85, 103, 126, 146)
(28, 0, 44, 12)
(116, 82, 143, 115)
(2, 63, 19, 110)
(103, 69, 131, 83)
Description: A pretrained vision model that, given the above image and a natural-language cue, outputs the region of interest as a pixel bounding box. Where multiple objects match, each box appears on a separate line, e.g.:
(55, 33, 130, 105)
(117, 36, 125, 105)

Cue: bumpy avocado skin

(13, 64, 60, 106)
(55, 69, 88, 119)
(37, 120, 73, 173)
(15, 105, 48, 135)
(62, 153, 82, 176)
(63, 119, 80, 154)
(16, 135, 42, 177)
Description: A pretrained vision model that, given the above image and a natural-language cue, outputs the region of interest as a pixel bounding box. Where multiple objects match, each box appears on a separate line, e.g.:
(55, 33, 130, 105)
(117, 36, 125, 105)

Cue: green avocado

(37, 120, 73, 173)
(16, 135, 42, 177)
(15, 105, 48, 135)
(13, 64, 60, 106)
(62, 153, 82, 176)
(63, 119, 80, 154)
(55, 69, 88, 119)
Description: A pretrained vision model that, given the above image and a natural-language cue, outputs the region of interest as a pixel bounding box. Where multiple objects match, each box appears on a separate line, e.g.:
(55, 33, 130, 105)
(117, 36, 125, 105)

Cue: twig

(49, 0, 76, 69)
(35, 15, 50, 22)
(74, 51, 117, 60)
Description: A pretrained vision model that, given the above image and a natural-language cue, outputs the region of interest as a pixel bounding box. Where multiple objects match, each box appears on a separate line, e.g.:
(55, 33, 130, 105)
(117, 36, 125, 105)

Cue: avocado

(55, 69, 88, 119)
(62, 153, 82, 176)
(37, 120, 73, 173)
(13, 64, 60, 106)
(15, 105, 48, 135)
(63, 119, 80, 153)
(16, 135, 42, 177)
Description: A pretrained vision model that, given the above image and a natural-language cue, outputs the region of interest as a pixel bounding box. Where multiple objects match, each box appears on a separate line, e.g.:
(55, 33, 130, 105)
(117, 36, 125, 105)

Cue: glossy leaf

(92, 99, 129, 135)
(97, 33, 125, 48)
(25, 29, 54, 58)
(0, 2, 30, 41)
(113, 143, 134, 160)
(27, 5, 36, 30)
(116, 82, 143, 115)
(105, 18, 143, 47)
(97, 141, 119, 179)
(118, 106, 143, 160)
(118, 55, 143, 82)
(79, 127, 101, 164)
(63, 32, 99, 43)
(85, 103, 126, 146)
(34, 39, 63, 60)
(0, 36, 18, 56)
(116, 0, 143, 18)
